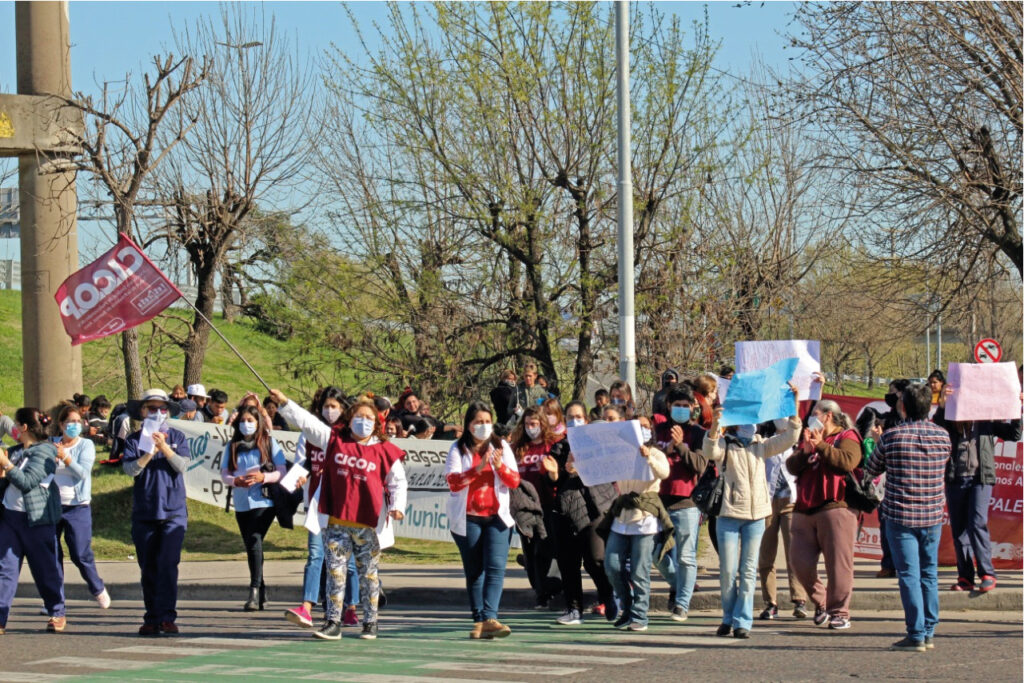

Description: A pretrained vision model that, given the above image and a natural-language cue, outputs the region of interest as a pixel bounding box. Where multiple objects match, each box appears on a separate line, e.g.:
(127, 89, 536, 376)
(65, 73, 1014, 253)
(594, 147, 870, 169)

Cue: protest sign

(55, 233, 182, 345)
(720, 357, 799, 427)
(713, 374, 731, 403)
(945, 362, 1023, 422)
(736, 340, 822, 400)
(565, 420, 651, 486)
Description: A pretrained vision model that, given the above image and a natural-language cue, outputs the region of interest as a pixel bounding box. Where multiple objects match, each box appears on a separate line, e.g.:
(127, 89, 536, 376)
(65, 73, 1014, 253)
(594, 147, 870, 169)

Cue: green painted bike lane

(70, 612, 731, 682)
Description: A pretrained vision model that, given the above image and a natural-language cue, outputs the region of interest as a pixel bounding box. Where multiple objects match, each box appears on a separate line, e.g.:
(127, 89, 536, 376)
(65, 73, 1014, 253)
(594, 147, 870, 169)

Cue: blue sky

(0, 1, 797, 261)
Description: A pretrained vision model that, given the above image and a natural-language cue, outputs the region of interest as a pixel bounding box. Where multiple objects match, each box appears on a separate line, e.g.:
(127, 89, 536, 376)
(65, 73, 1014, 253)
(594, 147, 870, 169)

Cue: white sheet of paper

(713, 374, 731, 403)
(566, 420, 652, 487)
(138, 418, 158, 455)
(736, 340, 822, 400)
(945, 362, 1023, 422)
(303, 480, 328, 534)
(280, 463, 309, 493)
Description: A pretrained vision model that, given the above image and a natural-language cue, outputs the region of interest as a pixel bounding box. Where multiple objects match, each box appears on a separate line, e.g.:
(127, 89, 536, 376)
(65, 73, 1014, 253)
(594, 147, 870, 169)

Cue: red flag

(54, 233, 183, 345)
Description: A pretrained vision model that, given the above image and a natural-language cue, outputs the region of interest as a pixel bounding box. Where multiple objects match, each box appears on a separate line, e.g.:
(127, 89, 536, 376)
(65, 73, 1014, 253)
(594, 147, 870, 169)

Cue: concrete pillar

(16, 0, 81, 409)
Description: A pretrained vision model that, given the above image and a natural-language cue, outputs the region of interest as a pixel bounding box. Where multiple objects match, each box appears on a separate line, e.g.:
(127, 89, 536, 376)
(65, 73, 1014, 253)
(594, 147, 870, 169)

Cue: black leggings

(236, 507, 277, 589)
(552, 513, 614, 611)
(518, 515, 556, 602)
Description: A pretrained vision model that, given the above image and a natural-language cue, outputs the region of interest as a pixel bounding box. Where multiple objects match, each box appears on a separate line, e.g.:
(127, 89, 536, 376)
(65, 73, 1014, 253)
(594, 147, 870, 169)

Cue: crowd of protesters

(0, 362, 1019, 655)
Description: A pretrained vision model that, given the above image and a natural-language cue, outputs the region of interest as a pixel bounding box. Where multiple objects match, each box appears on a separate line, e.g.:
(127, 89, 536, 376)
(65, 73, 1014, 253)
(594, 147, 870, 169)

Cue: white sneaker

(556, 609, 583, 625)
(95, 588, 111, 609)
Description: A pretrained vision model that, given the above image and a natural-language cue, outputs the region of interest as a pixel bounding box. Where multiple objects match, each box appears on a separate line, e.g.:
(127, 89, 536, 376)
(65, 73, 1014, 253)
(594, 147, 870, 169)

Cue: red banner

(54, 233, 182, 345)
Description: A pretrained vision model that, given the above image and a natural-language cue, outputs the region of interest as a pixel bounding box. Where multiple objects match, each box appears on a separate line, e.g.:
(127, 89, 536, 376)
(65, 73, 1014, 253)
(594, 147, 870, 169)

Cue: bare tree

(789, 2, 1022, 279)
(57, 55, 208, 399)
(156, 5, 313, 386)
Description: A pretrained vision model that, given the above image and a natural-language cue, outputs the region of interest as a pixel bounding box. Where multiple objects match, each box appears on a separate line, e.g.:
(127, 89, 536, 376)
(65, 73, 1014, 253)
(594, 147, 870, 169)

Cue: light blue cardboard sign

(720, 357, 799, 427)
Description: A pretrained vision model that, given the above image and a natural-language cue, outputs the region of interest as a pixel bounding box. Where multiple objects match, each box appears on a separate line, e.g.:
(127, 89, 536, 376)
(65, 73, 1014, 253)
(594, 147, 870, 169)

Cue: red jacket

(791, 428, 862, 513)
(654, 421, 708, 498)
(319, 433, 405, 527)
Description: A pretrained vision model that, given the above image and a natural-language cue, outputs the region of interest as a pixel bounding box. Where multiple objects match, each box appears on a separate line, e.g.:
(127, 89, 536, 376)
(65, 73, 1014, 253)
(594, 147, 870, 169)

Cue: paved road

(1, 599, 1020, 682)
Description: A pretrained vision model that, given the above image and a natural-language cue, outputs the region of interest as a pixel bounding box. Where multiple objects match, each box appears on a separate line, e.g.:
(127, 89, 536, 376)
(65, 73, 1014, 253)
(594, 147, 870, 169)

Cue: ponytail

(14, 407, 50, 442)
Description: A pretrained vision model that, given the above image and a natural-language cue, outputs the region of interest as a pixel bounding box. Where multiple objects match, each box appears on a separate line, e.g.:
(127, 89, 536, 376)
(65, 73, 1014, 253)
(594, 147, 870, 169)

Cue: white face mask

(808, 416, 825, 432)
(525, 425, 542, 440)
(351, 417, 375, 439)
(735, 424, 757, 442)
(471, 422, 493, 441)
(568, 417, 586, 428)
(640, 427, 652, 443)
(322, 406, 342, 424)
(238, 421, 257, 437)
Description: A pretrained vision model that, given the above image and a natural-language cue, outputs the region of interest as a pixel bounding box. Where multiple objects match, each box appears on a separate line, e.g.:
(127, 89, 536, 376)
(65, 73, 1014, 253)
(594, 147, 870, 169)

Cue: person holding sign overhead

(445, 401, 521, 639)
(703, 383, 801, 639)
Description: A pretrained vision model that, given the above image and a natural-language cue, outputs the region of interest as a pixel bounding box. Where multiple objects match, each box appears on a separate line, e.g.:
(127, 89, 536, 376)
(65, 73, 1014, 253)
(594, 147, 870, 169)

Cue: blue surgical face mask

(63, 423, 82, 439)
(351, 417, 375, 439)
(734, 424, 757, 445)
(238, 421, 257, 437)
(568, 417, 586, 428)
(670, 406, 691, 424)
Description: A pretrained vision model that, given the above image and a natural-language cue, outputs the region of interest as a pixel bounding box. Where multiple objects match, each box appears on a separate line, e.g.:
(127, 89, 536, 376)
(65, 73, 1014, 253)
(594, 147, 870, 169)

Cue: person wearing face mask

(509, 407, 562, 610)
(284, 388, 361, 630)
(856, 408, 896, 578)
(541, 398, 567, 436)
(882, 379, 910, 430)
(220, 405, 288, 611)
(786, 397, 863, 631)
(704, 384, 801, 639)
(51, 405, 110, 611)
(122, 389, 190, 636)
(0, 408, 65, 634)
(545, 401, 618, 624)
(652, 369, 680, 418)
(272, 391, 407, 642)
(652, 384, 708, 622)
(608, 380, 636, 420)
(445, 401, 521, 639)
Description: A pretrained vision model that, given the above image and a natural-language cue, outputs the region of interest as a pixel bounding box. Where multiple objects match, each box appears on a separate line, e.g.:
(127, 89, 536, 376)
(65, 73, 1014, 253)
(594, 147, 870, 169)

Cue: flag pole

(178, 297, 271, 393)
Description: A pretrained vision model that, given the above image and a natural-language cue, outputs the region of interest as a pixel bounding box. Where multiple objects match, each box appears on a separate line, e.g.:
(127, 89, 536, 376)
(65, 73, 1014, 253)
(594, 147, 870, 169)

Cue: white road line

(303, 675, 523, 683)
(592, 633, 742, 646)
(185, 636, 298, 647)
(0, 673, 70, 682)
(106, 645, 229, 656)
(175, 664, 309, 677)
(416, 662, 589, 677)
(530, 643, 697, 656)
(369, 645, 642, 666)
(29, 657, 155, 670)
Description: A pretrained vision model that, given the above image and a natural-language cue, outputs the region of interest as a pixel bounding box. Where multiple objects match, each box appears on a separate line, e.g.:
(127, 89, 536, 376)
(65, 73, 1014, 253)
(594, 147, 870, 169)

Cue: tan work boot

(481, 618, 511, 639)
(469, 621, 484, 639)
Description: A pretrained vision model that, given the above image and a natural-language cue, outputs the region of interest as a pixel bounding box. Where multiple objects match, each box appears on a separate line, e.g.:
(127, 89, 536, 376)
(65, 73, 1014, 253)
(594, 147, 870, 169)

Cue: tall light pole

(615, 0, 636, 392)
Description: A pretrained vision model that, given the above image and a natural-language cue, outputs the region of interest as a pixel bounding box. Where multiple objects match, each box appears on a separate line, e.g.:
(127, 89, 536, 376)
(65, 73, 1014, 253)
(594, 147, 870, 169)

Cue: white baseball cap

(186, 383, 209, 398)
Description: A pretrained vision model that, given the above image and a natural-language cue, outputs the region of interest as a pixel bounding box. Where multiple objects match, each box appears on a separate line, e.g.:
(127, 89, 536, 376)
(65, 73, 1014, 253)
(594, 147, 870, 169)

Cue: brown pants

(757, 497, 807, 606)
(789, 506, 858, 619)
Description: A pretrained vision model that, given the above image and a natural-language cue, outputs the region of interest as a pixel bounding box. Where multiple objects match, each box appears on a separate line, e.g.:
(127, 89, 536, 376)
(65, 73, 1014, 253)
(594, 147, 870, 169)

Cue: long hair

(541, 397, 564, 428)
(229, 404, 272, 471)
(312, 386, 348, 425)
(456, 401, 503, 454)
(815, 399, 854, 431)
(14, 407, 50, 442)
(509, 406, 555, 460)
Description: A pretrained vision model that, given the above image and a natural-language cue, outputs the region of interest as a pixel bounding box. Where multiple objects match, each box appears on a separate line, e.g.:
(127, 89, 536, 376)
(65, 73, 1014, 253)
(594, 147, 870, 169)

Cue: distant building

(0, 187, 17, 239)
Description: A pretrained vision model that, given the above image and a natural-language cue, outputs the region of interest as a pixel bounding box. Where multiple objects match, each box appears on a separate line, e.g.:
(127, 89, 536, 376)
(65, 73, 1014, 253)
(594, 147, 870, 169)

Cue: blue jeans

(302, 532, 358, 607)
(886, 519, 940, 642)
(946, 480, 995, 582)
(653, 507, 701, 612)
(605, 531, 656, 627)
(452, 516, 512, 622)
(716, 516, 765, 631)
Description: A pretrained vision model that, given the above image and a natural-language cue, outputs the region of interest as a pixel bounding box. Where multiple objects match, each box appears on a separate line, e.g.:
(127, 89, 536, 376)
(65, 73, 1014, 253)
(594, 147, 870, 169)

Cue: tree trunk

(221, 263, 240, 324)
(121, 328, 144, 400)
(183, 260, 218, 386)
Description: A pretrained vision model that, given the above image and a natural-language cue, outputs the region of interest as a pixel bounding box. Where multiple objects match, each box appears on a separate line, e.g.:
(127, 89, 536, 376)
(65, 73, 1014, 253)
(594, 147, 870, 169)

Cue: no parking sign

(974, 338, 1002, 363)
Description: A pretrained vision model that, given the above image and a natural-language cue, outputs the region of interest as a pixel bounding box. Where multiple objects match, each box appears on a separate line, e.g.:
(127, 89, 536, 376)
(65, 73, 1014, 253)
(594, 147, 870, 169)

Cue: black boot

(258, 583, 267, 611)
(244, 586, 259, 612)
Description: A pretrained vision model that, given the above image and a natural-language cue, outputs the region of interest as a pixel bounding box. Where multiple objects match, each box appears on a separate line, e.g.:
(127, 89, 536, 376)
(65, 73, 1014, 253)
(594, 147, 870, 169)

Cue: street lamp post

(615, 0, 636, 393)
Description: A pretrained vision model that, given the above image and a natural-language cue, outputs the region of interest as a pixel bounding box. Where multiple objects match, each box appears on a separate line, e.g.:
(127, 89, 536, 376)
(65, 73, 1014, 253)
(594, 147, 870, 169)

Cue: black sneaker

(613, 613, 631, 630)
(792, 601, 808, 619)
(733, 628, 750, 639)
(313, 620, 342, 641)
(813, 606, 831, 627)
(667, 590, 676, 610)
(670, 605, 688, 622)
(716, 623, 732, 637)
(759, 604, 778, 620)
(890, 636, 926, 652)
(359, 622, 378, 640)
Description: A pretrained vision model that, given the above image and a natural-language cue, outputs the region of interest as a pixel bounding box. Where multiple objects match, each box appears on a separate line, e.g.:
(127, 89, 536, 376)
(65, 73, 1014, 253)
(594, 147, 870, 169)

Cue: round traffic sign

(974, 338, 1002, 363)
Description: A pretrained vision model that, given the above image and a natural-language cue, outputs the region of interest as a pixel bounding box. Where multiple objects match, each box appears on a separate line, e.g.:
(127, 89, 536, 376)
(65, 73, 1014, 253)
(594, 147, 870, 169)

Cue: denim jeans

(605, 531, 656, 627)
(716, 516, 765, 631)
(886, 519, 941, 642)
(452, 516, 512, 622)
(946, 480, 996, 582)
(653, 507, 701, 612)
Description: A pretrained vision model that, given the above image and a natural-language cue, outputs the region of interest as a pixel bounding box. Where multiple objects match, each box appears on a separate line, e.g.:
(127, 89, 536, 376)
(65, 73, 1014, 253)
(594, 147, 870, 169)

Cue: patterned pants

(323, 524, 380, 624)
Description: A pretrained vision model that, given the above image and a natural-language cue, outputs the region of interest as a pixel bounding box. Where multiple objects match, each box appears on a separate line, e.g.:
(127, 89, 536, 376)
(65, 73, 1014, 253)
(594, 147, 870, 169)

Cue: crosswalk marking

(592, 633, 742, 646)
(530, 642, 697, 656)
(303, 675, 522, 683)
(185, 636, 298, 647)
(175, 664, 308, 677)
(0, 673, 70, 682)
(29, 657, 155, 670)
(107, 645, 230, 656)
(416, 662, 589, 677)
(373, 645, 642, 666)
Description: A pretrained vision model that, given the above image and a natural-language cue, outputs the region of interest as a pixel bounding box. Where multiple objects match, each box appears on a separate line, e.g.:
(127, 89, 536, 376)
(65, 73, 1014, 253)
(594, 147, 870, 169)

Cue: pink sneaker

(342, 606, 359, 627)
(285, 605, 313, 628)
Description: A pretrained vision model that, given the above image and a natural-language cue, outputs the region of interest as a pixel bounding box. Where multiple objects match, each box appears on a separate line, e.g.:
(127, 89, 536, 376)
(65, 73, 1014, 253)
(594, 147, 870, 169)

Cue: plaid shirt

(864, 419, 951, 528)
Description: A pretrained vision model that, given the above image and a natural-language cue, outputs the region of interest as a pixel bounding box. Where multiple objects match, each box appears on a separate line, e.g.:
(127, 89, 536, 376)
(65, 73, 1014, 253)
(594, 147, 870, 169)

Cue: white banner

(736, 339, 822, 400)
(172, 419, 456, 542)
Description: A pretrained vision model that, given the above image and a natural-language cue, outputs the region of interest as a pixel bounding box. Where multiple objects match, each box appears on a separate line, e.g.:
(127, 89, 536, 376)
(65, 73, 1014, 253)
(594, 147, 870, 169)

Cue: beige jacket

(703, 417, 801, 521)
(614, 446, 670, 526)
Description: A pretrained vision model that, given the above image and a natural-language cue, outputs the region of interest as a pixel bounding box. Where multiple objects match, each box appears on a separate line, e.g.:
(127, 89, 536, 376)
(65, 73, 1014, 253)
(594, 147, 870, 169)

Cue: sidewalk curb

(20, 583, 1021, 612)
